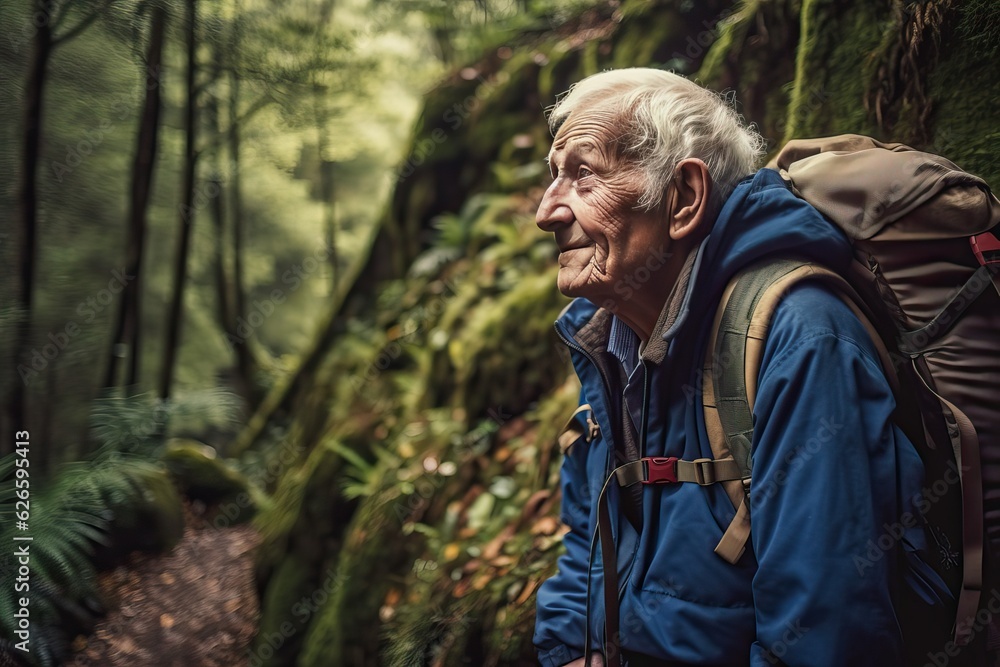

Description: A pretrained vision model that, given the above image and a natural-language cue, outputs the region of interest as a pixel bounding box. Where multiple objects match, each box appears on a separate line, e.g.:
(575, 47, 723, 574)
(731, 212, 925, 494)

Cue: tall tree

(158, 0, 199, 400)
(227, 2, 257, 397)
(104, 2, 168, 391)
(313, 0, 339, 295)
(5, 0, 118, 454)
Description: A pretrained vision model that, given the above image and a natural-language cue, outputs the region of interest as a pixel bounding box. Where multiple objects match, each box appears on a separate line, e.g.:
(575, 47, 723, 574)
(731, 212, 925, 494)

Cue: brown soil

(66, 503, 261, 667)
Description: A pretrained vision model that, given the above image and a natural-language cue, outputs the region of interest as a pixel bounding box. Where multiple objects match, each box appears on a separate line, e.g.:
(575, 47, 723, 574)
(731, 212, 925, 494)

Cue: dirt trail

(68, 504, 261, 667)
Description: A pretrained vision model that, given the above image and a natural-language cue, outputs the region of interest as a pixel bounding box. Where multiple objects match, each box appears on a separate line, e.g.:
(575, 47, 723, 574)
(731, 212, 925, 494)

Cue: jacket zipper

(554, 320, 638, 605)
(554, 320, 619, 467)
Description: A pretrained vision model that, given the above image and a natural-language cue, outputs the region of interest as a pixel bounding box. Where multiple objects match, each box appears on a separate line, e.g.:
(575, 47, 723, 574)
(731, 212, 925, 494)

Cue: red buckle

(643, 457, 678, 484)
(971, 232, 1000, 266)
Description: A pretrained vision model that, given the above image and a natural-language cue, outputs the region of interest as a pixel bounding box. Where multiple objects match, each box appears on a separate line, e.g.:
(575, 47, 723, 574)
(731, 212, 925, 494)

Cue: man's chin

(556, 270, 601, 301)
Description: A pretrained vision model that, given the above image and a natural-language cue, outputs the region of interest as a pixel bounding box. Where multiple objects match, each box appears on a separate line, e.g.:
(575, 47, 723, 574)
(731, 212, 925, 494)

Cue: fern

(0, 454, 174, 667)
(88, 388, 244, 457)
(328, 441, 400, 500)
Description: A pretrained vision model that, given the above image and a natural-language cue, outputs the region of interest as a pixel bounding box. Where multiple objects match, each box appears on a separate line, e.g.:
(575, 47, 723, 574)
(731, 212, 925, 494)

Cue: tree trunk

(227, 3, 255, 395)
(209, 169, 231, 329)
(207, 46, 233, 335)
(103, 4, 167, 391)
(315, 98, 338, 295)
(4, 6, 53, 455)
(158, 0, 198, 400)
(314, 0, 338, 295)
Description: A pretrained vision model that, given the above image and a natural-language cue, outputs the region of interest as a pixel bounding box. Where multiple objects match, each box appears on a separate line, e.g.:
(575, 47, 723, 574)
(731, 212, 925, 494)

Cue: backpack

(571, 134, 1000, 667)
(697, 135, 1000, 665)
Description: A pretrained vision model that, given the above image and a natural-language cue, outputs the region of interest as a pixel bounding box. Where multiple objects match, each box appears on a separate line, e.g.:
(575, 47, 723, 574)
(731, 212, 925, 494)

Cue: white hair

(547, 68, 765, 213)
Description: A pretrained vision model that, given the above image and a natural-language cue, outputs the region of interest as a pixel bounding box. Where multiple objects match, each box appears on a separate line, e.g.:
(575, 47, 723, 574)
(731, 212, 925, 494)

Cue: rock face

(163, 439, 257, 520)
(252, 1, 1000, 665)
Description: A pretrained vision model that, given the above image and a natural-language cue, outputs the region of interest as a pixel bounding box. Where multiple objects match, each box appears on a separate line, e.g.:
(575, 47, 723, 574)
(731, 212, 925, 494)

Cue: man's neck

(613, 241, 696, 344)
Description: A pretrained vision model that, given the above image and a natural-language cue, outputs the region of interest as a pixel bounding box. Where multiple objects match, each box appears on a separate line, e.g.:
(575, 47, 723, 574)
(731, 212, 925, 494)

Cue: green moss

(696, 1, 756, 87)
(446, 266, 569, 420)
(163, 439, 253, 508)
(612, 8, 682, 69)
(785, 0, 888, 140)
(298, 498, 412, 667)
(101, 464, 185, 558)
(253, 556, 310, 667)
(924, 20, 1000, 190)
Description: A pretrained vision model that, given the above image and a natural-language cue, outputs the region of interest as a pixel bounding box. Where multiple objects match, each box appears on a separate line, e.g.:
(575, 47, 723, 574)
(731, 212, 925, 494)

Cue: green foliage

(0, 384, 250, 663)
(328, 440, 400, 501)
(162, 438, 256, 511)
(959, 0, 1000, 58)
(0, 0, 440, 465)
(88, 388, 245, 456)
(0, 453, 182, 667)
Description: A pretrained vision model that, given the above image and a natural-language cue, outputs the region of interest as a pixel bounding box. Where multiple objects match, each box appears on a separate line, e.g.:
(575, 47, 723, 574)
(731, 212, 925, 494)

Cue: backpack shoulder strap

(702, 258, 898, 564)
(558, 403, 599, 454)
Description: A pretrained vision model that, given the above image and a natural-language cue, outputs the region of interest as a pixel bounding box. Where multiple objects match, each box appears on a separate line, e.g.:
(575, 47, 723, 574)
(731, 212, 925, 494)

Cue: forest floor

(67, 501, 261, 667)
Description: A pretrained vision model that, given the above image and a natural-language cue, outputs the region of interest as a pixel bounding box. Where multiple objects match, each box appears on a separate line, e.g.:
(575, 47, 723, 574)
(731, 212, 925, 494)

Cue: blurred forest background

(1, 0, 998, 665)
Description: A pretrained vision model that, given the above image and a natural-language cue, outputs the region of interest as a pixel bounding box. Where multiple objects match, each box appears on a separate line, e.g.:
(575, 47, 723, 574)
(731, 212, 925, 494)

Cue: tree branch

(52, 0, 117, 48)
(196, 92, 275, 157)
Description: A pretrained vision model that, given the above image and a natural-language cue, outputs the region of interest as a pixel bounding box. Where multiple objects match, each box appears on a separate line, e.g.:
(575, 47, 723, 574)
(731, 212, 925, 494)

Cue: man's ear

(668, 158, 712, 241)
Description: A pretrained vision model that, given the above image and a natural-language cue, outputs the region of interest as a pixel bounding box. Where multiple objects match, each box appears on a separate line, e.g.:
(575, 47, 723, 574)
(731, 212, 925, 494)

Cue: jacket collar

(555, 243, 701, 367)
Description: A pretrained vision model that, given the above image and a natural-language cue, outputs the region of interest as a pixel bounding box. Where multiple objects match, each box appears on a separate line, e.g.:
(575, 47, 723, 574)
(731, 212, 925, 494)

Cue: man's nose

(536, 178, 573, 231)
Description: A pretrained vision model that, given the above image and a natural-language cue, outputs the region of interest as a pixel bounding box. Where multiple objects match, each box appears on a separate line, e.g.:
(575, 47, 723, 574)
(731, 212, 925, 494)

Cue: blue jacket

(533, 168, 951, 666)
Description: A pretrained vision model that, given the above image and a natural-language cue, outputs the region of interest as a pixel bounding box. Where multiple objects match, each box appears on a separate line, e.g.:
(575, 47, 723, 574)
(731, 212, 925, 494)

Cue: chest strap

(592, 456, 743, 666)
(614, 456, 742, 487)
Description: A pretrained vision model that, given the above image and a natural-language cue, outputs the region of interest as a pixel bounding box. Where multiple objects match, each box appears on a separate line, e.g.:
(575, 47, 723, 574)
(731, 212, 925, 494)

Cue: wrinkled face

(536, 105, 670, 304)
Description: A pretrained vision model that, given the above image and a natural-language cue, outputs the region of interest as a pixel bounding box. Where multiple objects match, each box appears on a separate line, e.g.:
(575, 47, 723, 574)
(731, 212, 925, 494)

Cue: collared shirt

(607, 315, 641, 377)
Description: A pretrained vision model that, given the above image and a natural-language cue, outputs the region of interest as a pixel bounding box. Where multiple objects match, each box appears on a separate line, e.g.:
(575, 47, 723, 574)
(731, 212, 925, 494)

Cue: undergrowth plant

(0, 389, 244, 666)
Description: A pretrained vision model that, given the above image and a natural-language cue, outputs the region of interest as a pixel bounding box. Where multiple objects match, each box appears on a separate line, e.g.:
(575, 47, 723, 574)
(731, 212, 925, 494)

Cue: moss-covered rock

(92, 463, 185, 568)
(251, 435, 361, 666)
(163, 439, 254, 507)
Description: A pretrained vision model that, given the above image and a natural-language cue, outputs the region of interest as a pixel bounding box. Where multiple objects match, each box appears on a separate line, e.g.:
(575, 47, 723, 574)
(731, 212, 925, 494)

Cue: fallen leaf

(472, 573, 491, 591)
(516, 579, 539, 605)
(443, 543, 461, 561)
(452, 579, 471, 598)
(531, 516, 559, 535)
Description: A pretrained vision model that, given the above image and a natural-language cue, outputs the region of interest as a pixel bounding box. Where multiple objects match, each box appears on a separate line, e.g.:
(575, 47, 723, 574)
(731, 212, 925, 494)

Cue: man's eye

(579, 166, 594, 179)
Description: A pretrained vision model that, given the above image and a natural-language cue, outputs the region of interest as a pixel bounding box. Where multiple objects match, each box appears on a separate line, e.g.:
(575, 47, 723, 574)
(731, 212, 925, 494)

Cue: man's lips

(557, 242, 593, 253)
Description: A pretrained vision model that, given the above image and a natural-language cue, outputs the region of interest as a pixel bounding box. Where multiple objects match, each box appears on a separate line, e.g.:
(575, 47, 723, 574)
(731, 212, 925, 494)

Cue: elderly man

(532, 68, 946, 667)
